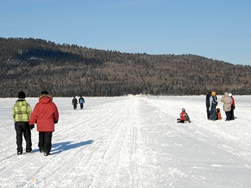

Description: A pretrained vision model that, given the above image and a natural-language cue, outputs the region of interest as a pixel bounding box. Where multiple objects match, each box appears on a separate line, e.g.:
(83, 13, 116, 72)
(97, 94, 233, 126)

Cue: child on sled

(177, 108, 191, 123)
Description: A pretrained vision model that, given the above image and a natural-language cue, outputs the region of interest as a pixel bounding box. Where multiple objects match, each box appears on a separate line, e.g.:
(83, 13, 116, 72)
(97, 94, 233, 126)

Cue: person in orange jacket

(29, 91, 59, 156)
(216, 108, 222, 120)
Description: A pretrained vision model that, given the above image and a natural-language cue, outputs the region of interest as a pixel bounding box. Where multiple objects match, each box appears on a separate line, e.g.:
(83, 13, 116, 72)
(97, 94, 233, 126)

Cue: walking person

(72, 96, 78, 110)
(12, 91, 33, 155)
(220, 92, 232, 121)
(229, 93, 235, 120)
(206, 91, 212, 119)
(79, 96, 85, 110)
(29, 91, 59, 156)
(209, 91, 218, 120)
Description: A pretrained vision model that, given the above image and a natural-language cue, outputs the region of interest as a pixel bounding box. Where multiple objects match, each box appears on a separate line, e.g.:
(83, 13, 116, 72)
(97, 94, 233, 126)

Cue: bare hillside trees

(0, 37, 251, 97)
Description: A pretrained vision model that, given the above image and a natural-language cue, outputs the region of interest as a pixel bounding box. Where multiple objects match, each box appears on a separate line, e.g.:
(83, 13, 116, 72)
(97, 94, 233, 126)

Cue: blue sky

(1, 0, 251, 65)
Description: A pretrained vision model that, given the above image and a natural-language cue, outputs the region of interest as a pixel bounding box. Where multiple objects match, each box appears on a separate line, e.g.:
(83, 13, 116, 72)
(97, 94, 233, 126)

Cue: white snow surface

(0, 95, 251, 188)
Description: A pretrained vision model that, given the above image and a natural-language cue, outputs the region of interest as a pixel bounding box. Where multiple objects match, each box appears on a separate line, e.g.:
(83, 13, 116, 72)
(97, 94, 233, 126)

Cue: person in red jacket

(29, 91, 59, 156)
(177, 108, 191, 123)
(229, 93, 235, 120)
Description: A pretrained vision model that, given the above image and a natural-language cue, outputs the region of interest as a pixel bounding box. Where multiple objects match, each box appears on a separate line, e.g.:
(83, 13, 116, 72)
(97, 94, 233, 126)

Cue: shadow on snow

(32, 140, 94, 155)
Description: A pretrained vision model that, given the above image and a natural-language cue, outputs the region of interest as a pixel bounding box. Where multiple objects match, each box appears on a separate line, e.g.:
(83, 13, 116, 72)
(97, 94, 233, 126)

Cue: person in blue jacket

(210, 91, 218, 120)
(79, 96, 85, 110)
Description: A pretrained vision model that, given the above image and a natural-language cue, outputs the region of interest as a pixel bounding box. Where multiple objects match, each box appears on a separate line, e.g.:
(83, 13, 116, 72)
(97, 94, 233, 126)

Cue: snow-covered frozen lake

(0, 95, 251, 187)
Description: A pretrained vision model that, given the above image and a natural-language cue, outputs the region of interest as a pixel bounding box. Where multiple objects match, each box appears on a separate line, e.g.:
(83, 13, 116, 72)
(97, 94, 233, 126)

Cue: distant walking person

(72, 96, 78, 110)
(220, 92, 232, 121)
(12, 91, 32, 155)
(206, 91, 212, 119)
(79, 96, 85, 110)
(229, 93, 235, 120)
(209, 91, 218, 120)
(29, 91, 59, 156)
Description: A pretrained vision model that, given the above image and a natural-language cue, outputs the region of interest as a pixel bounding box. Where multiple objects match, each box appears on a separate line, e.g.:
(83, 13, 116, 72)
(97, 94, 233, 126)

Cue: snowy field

(0, 95, 251, 188)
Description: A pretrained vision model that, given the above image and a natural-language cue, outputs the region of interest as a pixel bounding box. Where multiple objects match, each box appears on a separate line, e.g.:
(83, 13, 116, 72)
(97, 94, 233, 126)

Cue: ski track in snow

(0, 95, 251, 188)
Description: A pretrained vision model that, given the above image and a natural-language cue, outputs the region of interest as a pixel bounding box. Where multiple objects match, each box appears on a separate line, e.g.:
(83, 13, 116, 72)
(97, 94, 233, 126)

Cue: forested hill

(1, 37, 251, 97)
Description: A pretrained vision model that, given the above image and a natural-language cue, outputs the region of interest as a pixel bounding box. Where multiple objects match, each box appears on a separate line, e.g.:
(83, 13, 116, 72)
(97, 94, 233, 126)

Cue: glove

(30, 124, 34, 130)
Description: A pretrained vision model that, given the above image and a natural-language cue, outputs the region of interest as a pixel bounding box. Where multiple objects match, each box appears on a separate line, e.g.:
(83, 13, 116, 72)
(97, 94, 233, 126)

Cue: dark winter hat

(18, 91, 26, 98)
(41, 91, 49, 95)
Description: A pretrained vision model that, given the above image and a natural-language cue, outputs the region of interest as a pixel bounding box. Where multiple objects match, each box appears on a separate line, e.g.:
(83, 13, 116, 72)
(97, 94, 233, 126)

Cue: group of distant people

(12, 91, 59, 156)
(72, 96, 85, 110)
(177, 91, 236, 123)
(206, 91, 235, 121)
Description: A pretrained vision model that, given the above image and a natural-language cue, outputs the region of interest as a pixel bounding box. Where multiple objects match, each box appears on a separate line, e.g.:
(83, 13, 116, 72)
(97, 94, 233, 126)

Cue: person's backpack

(79, 98, 84, 103)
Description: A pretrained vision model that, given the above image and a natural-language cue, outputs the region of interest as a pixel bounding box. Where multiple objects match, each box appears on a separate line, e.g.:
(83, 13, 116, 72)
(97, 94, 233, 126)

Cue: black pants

(206, 106, 210, 119)
(38, 132, 52, 154)
(225, 111, 231, 121)
(15, 122, 32, 153)
(80, 103, 84, 109)
(230, 108, 235, 120)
